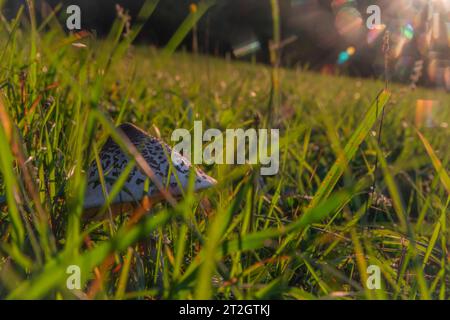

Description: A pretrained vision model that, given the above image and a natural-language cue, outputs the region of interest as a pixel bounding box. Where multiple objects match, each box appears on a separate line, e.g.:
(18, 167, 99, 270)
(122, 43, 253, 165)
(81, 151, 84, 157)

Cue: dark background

(3, 0, 450, 87)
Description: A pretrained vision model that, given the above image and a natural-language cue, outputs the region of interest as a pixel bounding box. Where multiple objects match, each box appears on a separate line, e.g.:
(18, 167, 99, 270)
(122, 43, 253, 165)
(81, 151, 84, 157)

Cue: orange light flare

(331, 0, 352, 8)
(427, 57, 450, 86)
(446, 21, 450, 47)
(445, 66, 450, 91)
(389, 23, 416, 59)
(415, 99, 440, 128)
(393, 37, 408, 59)
(347, 46, 356, 55)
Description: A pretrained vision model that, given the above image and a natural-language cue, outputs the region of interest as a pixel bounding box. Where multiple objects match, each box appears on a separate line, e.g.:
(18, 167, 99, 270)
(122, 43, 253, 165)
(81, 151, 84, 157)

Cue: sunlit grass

(0, 1, 449, 300)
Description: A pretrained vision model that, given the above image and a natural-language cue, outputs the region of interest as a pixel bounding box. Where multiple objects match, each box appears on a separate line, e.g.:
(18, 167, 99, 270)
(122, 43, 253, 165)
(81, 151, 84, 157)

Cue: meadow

(0, 2, 449, 300)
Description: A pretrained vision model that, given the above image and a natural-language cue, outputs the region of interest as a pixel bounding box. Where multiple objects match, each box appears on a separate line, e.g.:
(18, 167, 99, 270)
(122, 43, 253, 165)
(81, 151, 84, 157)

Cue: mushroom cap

(84, 123, 216, 210)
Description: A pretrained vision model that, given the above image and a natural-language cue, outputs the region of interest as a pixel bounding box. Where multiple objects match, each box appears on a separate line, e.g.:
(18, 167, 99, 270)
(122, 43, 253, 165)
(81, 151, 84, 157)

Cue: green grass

(0, 2, 449, 300)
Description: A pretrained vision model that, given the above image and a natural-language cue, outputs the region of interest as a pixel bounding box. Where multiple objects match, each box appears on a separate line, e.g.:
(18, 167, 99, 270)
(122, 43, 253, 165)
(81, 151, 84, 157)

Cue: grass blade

(309, 90, 390, 208)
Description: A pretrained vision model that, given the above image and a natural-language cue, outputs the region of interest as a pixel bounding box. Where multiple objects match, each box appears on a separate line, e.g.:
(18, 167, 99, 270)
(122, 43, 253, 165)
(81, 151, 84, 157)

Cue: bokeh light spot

(346, 46, 356, 56)
(401, 23, 414, 40)
(335, 7, 363, 38)
(337, 51, 350, 64)
(415, 100, 439, 128)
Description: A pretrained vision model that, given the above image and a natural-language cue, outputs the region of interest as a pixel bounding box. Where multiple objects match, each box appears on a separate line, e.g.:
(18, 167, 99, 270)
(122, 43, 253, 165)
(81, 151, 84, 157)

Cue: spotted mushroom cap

(84, 123, 216, 210)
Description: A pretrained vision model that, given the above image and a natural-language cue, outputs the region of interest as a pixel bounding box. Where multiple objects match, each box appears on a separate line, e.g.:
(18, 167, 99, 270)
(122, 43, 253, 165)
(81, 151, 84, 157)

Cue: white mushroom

(84, 123, 216, 215)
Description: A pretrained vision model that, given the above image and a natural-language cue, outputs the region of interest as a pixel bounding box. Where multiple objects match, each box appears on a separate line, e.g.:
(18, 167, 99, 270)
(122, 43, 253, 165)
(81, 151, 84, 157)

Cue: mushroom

(84, 123, 216, 218)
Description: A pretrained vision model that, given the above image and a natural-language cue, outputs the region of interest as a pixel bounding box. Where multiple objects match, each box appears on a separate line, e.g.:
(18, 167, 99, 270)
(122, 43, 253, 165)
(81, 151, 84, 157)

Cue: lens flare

(401, 23, 414, 40)
(446, 22, 450, 47)
(346, 46, 356, 55)
(445, 67, 450, 91)
(232, 40, 261, 58)
(427, 56, 449, 86)
(415, 100, 439, 128)
(335, 7, 363, 39)
(432, 12, 440, 41)
(337, 51, 350, 64)
(393, 37, 408, 59)
(337, 46, 357, 65)
(367, 24, 386, 45)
